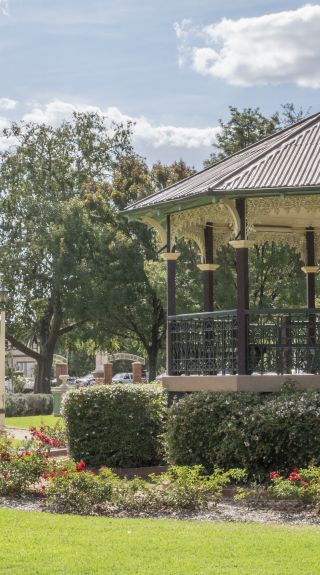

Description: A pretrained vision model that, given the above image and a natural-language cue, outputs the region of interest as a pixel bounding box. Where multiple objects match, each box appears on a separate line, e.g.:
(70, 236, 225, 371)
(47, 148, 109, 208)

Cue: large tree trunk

(7, 306, 80, 394)
(34, 353, 54, 394)
(148, 346, 158, 382)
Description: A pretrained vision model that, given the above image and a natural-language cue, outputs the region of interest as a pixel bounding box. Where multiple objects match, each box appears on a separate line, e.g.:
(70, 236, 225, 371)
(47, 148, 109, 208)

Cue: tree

(204, 106, 280, 168)
(91, 157, 196, 381)
(0, 113, 133, 392)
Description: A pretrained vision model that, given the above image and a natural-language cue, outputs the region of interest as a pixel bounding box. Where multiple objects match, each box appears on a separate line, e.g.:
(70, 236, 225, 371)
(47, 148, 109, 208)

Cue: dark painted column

(166, 215, 176, 375)
(236, 198, 249, 375)
(305, 228, 317, 372)
(203, 223, 214, 312)
(306, 227, 316, 309)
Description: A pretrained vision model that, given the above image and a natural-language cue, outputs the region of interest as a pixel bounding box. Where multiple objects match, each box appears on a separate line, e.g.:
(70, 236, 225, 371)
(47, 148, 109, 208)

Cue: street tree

(0, 113, 133, 392)
(91, 157, 196, 381)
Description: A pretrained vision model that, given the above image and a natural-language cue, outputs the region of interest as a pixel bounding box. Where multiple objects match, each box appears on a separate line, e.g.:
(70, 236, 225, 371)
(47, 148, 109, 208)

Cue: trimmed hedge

(62, 384, 166, 467)
(165, 390, 320, 479)
(5, 393, 53, 417)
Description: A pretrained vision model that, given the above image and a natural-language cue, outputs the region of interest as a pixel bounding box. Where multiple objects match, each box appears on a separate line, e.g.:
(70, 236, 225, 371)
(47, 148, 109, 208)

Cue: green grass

(0, 509, 320, 574)
(5, 415, 61, 429)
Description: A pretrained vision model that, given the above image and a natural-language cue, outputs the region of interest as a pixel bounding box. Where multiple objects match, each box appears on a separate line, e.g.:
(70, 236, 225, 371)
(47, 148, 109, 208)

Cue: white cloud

(22, 99, 219, 149)
(175, 4, 320, 88)
(0, 0, 9, 16)
(0, 98, 17, 110)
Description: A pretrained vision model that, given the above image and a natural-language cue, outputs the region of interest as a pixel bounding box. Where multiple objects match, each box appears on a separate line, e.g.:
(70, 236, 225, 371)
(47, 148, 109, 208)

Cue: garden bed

(0, 495, 320, 526)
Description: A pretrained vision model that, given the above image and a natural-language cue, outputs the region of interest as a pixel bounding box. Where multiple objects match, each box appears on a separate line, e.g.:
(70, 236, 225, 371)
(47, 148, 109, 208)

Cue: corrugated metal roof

(125, 112, 320, 213)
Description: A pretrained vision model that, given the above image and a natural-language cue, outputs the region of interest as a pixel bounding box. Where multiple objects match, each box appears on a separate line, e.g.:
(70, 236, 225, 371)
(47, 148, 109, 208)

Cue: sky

(1, 0, 320, 167)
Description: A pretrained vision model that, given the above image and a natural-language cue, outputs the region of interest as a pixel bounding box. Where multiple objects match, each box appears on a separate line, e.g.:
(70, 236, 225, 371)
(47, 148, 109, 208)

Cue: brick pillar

(132, 362, 142, 383)
(56, 363, 68, 385)
(104, 362, 113, 384)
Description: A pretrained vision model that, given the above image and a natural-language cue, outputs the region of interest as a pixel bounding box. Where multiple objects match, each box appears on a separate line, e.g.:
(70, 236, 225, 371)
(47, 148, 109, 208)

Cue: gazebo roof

(125, 112, 320, 214)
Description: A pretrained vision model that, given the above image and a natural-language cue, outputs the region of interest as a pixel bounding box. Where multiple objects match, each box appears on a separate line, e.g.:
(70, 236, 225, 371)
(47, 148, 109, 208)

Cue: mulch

(1, 496, 320, 525)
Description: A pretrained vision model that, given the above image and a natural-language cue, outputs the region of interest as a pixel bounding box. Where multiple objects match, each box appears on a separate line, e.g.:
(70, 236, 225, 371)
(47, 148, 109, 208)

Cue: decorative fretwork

(246, 196, 320, 260)
(248, 308, 320, 375)
(247, 196, 320, 225)
(171, 203, 236, 259)
(249, 230, 307, 260)
(169, 310, 238, 375)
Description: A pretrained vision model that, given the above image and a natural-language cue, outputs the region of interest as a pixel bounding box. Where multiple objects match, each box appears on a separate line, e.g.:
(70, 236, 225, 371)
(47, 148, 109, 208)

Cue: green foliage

(0, 112, 134, 393)
(249, 243, 304, 308)
(204, 106, 280, 167)
(45, 464, 245, 515)
(0, 437, 49, 496)
(148, 466, 246, 510)
(12, 375, 27, 394)
(30, 421, 67, 448)
(46, 465, 116, 515)
(266, 467, 320, 505)
(62, 384, 166, 467)
(5, 393, 53, 417)
(165, 390, 320, 479)
(95, 157, 196, 380)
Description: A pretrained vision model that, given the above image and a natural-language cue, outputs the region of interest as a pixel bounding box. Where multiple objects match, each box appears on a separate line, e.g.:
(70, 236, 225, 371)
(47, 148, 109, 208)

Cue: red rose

(287, 472, 302, 481)
(2, 472, 8, 479)
(76, 460, 86, 472)
(303, 482, 310, 487)
(269, 471, 281, 480)
(42, 473, 50, 479)
(292, 467, 301, 473)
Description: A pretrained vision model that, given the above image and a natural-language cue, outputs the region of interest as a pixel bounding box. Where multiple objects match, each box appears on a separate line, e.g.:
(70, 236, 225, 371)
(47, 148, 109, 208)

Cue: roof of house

(124, 112, 320, 214)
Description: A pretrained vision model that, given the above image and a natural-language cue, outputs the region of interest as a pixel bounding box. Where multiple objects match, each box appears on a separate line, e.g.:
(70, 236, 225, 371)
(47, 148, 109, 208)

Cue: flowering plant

(266, 466, 320, 503)
(0, 437, 50, 496)
(30, 421, 67, 449)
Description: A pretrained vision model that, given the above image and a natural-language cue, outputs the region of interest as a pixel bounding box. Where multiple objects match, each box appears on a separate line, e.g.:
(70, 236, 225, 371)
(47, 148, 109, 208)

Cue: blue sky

(0, 0, 320, 166)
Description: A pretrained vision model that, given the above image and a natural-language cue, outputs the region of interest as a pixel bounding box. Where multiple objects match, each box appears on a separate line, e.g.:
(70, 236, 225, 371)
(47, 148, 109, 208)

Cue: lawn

(5, 415, 61, 429)
(0, 509, 320, 574)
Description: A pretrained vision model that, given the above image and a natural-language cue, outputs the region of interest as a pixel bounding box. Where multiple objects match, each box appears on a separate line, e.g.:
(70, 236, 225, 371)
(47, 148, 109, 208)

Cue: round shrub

(5, 393, 53, 416)
(62, 384, 166, 467)
(165, 392, 261, 472)
(165, 390, 320, 478)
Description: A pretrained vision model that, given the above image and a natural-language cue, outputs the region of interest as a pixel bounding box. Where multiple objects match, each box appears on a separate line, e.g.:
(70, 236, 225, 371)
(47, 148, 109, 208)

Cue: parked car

(76, 374, 96, 387)
(112, 372, 133, 384)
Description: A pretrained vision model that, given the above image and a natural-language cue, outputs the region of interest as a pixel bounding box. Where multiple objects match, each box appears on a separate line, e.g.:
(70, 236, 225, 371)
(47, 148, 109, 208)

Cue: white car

(112, 373, 133, 384)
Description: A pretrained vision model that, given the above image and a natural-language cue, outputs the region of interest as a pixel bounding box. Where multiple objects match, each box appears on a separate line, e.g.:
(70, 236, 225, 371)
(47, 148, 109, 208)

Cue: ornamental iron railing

(248, 308, 320, 375)
(169, 310, 238, 375)
(169, 308, 320, 376)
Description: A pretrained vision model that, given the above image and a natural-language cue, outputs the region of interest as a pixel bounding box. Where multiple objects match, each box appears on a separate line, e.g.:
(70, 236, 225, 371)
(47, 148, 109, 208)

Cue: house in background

(6, 343, 38, 379)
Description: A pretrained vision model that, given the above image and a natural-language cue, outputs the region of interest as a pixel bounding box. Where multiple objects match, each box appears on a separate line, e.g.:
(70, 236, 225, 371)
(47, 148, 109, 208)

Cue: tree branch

(58, 320, 87, 337)
(6, 333, 41, 361)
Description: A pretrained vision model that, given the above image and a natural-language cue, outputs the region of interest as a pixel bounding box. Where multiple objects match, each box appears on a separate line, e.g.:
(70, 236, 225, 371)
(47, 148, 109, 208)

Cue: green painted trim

(124, 185, 320, 223)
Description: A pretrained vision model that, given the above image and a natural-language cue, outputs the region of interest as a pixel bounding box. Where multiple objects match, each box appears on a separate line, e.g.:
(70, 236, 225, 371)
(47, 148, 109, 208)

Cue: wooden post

(166, 215, 176, 375)
(236, 199, 249, 375)
(306, 228, 316, 309)
(304, 228, 317, 369)
(203, 223, 214, 312)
